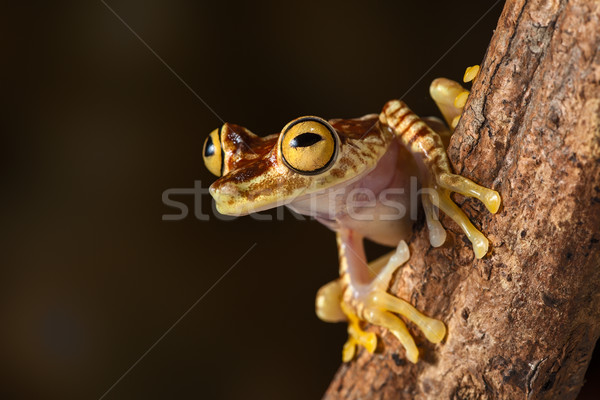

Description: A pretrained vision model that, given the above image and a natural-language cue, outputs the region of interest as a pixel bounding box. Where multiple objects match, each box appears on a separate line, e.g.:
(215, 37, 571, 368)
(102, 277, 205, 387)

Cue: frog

(202, 67, 500, 363)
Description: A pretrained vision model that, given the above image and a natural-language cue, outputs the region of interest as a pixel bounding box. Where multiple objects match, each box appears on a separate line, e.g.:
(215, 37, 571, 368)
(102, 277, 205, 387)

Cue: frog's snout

(209, 181, 239, 215)
(210, 179, 262, 216)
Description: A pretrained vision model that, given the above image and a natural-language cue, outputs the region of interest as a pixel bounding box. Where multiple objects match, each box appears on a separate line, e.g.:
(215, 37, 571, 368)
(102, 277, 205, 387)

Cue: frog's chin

(210, 186, 297, 217)
(213, 199, 278, 217)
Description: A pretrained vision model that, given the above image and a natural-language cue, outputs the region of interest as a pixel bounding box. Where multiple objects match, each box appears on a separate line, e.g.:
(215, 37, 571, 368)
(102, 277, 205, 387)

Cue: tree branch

(325, 0, 600, 398)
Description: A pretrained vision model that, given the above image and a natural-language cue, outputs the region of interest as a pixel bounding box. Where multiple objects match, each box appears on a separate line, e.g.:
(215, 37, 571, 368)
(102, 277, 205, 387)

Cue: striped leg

(379, 100, 500, 259)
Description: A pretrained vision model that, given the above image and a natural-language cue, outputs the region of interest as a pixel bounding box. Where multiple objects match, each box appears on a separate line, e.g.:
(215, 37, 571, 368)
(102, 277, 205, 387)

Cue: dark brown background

(1, 1, 597, 399)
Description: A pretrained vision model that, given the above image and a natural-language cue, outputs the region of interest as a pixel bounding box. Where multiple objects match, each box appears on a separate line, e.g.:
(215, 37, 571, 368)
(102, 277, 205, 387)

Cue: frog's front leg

(328, 229, 446, 363)
(380, 100, 501, 258)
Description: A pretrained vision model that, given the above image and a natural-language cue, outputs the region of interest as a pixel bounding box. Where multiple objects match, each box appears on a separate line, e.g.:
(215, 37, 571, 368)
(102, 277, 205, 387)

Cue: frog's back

(328, 114, 380, 142)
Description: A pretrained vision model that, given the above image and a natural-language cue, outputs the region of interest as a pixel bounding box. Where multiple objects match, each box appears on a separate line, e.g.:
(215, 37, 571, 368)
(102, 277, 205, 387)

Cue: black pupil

(290, 132, 323, 148)
(204, 135, 216, 157)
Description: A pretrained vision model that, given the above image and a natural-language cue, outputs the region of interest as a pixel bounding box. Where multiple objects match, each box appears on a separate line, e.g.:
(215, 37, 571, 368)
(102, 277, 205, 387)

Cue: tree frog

(202, 70, 500, 363)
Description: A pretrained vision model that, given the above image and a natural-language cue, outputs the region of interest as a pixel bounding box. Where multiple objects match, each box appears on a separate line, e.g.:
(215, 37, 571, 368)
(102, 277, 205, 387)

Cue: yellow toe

(451, 115, 461, 129)
(472, 234, 489, 259)
(361, 331, 377, 354)
(406, 347, 419, 364)
(485, 190, 501, 214)
(463, 65, 480, 83)
(454, 91, 470, 108)
(423, 319, 447, 343)
(342, 338, 357, 362)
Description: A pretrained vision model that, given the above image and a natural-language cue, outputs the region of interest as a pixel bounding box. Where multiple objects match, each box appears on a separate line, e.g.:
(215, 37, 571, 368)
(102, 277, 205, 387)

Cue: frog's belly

(332, 168, 416, 247)
(337, 215, 414, 247)
(288, 166, 419, 247)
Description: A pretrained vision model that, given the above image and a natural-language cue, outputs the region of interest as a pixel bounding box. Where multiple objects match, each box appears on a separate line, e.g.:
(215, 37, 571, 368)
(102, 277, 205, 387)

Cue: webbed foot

(340, 301, 377, 362)
(425, 65, 500, 258)
(341, 242, 446, 363)
(424, 173, 500, 258)
(430, 65, 481, 130)
(315, 279, 377, 362)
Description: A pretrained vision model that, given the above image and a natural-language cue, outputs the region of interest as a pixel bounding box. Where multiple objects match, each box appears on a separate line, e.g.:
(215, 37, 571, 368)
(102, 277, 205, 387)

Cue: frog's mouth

(209, 156, 313, 216)
(209, 184, 274, 216)
(209, 181, 308, 216)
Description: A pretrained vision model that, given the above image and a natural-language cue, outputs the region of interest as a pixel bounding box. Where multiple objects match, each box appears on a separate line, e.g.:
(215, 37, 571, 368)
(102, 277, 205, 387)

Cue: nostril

(209, 181, 237, 198)
(208, 185, 217, 197)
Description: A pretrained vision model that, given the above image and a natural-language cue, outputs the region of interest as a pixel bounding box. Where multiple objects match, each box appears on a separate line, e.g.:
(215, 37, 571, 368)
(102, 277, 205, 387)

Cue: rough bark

(325, 0, 600, 399)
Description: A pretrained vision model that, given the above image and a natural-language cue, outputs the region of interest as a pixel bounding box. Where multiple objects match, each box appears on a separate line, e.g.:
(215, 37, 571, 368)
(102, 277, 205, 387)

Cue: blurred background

(1, 1, 597, 399)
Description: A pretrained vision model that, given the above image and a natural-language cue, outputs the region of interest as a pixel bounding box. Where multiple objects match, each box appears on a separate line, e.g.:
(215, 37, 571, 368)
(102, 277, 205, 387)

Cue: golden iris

(203, 127, 223, 177)
(280, 117, 337, 174)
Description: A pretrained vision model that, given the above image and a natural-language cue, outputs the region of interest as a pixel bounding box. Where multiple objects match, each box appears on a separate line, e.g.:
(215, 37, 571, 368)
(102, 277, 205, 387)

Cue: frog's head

(203, 115, 393, 215)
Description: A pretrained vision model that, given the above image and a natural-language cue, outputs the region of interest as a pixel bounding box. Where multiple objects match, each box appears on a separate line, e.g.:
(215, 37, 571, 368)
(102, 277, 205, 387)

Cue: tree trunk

(325, 0, 600, 399)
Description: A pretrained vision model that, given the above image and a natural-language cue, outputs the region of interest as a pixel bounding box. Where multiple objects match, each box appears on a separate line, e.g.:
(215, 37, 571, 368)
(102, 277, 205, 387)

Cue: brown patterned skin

(203, 78, 501, 363)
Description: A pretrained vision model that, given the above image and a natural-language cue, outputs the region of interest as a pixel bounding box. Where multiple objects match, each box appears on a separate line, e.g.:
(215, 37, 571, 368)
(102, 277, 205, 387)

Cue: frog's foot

(429, 65, 480, 131)
(362, 291, 446, 363)
(429, 78, 469, 130)
(316, 279, 376, 361)
(425, 173, 501, 258)
(425, 65, 499, 257)
(315, 279, 347, 323)
(348, 241, 446, 363)
(340, 301, 377, 362)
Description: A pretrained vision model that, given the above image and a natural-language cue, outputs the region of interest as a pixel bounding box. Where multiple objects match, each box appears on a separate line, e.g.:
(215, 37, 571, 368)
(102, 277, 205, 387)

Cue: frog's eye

(280, 117, 339, 175)
(203, 127, 223, 177)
